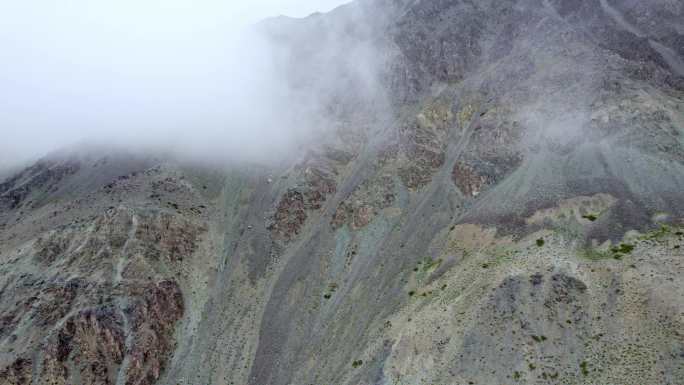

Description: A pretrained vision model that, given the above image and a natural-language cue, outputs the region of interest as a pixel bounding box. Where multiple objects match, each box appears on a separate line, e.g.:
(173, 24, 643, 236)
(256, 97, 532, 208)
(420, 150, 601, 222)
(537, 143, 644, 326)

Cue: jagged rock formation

(1, 1, 683, 384)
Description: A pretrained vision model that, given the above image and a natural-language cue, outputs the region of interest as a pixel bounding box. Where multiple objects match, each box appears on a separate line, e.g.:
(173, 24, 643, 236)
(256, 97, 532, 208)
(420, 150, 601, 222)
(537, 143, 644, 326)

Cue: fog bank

(0, 0, 352, 168)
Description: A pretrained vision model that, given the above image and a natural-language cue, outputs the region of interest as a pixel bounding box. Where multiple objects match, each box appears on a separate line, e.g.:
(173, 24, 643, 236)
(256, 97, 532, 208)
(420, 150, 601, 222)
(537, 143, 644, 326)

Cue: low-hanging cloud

(0, 0, 356, 168)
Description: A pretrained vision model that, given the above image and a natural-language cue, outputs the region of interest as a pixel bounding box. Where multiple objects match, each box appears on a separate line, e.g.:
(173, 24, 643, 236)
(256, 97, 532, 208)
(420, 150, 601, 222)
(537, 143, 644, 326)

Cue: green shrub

(420, 257, 443, 272)
(580, 361, 589, 376)
(582, 214, 598, 221)
(640, 225, 672, 241)
(531, 335, 547, 343)
(582, 248, 610, 260)
(611, 243, 634, 254)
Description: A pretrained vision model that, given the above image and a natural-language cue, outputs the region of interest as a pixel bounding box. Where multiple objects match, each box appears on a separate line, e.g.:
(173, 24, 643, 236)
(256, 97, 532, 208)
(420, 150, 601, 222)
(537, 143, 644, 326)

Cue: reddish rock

(451, 151, 523, 198)
(34, 233, 72, 265)
(34, 281, 184, 385)
(269, 190, 308, 242)
(302, 167, 337, 210)
(270, 164, 338, 242)
(34, 279, 82, 326)
(125, 281, 184, 385)
(331, 176, 395, 230)
(0, 358, 32, 385)
(331, 202, 351, 230)
(42, 306, 125, 385)
(452, 161, 490, 197)
(398, 115, 449, 190)
(399, 164, 436, 190)
(135, 212, 204, 262)
(352, 205, 373, 229)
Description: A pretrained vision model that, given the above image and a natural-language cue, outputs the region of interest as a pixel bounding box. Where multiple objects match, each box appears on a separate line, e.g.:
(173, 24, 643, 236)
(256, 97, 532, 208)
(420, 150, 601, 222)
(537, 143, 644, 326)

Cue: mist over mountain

(0, 1, 683, 385)
(0, 0, 352, 167)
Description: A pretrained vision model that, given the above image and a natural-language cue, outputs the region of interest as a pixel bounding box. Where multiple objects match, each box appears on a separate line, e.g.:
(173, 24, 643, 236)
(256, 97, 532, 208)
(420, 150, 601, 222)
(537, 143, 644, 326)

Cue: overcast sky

(0, 0, 351, 167)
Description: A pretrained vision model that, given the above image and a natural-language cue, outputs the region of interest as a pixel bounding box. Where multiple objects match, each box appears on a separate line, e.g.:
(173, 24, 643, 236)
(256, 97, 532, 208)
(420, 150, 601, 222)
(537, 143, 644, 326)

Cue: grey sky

(0, 0, 350, 167)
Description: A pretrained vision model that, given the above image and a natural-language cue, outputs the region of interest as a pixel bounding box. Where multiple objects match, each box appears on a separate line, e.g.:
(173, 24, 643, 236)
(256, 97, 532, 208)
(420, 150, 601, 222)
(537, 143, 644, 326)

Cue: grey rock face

(1, 1, 683, 384)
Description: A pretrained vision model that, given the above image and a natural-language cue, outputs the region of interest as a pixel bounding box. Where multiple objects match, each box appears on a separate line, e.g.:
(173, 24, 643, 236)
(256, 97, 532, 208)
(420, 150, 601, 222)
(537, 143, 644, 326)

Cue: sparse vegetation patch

(580, 361, 589, 376)
(611, 243, 634, 254)
(531, 335, 547, 343)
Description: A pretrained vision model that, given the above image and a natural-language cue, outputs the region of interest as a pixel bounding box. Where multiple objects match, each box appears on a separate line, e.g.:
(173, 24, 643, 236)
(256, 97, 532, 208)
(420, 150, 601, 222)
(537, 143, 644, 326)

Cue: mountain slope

(1, 0, 683, 384)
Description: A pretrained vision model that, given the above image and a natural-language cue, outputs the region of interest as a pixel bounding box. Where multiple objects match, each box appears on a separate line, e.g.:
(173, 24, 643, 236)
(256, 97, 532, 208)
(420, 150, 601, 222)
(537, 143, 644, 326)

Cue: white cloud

(0, 0, 351, 166)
